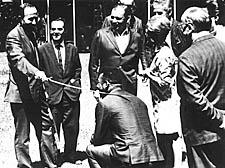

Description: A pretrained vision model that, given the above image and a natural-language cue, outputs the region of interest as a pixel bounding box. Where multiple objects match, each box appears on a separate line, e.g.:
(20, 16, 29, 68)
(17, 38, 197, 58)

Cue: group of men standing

(4, 3, 81, 168)
(4, 0, 225, 168)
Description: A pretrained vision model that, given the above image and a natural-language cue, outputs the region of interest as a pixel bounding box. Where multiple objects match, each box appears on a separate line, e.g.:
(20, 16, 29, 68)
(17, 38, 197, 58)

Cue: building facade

(0, 0, 225, 52)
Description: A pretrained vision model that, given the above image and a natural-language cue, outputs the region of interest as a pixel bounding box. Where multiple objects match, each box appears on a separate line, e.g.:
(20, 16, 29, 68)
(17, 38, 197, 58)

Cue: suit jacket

(39, 42, 81, 105)
(92, 86, 163, 164)
(88, 27, 147, 92)
(4, 24, 41, 103)
(102, 15, 147, 67)
(178, 34, 225, 146)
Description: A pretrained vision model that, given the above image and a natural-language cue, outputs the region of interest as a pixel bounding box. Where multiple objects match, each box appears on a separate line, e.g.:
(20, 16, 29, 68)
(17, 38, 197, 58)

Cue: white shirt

(114, 29, 130, 54)
(52, 41, 66, 69)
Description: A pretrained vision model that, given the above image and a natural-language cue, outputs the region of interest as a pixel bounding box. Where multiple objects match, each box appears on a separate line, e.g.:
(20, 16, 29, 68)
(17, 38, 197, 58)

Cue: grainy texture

(0, 52, 188, 168)
(0, 52, 96, 168)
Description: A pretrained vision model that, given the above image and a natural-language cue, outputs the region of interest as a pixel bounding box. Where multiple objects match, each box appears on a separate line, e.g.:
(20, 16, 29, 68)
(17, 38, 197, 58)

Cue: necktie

(55, 44, 63, 70)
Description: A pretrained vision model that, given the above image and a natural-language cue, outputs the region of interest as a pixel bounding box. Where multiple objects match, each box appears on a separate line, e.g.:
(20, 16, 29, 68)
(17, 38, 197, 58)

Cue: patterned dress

(149, 43, 181, 134)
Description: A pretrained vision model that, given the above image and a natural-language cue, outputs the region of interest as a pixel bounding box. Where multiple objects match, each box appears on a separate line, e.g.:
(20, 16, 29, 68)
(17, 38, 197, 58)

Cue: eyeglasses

(153, 11, 164, 16)
(27, 16, 39, 22)
(51, 28, 64, 31)
(111, 16, 124, 21)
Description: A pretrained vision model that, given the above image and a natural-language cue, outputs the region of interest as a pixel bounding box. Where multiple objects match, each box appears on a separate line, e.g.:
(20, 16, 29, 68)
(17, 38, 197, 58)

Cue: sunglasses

(153, 11, 164, 16)
(27, 16, 39, 22)
(111, 16, 124, 21)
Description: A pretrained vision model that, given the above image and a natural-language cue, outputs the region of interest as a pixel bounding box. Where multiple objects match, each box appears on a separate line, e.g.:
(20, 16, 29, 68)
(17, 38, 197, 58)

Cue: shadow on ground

(33, 161, 42, 168)
(75, 151, 88, 161)
(32, 151, 88, 168)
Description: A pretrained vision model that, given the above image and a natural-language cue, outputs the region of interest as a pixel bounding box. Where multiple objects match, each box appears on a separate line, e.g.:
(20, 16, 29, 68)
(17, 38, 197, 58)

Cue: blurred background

(0, 0, 225, 53)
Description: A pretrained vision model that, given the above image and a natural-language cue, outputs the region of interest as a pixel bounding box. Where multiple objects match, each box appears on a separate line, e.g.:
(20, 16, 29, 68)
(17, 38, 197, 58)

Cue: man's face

(110, 7, 126, 32)
(153, 8, 167, 16)
(23, 7, 39, 25)
(50, 20, 65, 42)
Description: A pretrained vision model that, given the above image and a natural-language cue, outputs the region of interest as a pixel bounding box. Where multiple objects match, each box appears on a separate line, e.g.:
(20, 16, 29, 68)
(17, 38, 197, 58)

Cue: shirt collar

(52, 40, 65, 48)
(192, 31, 211, 42)
(113, 27, 130, 36)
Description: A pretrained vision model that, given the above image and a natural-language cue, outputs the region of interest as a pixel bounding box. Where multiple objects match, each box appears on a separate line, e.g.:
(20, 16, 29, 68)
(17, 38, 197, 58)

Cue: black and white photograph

(0, 0, 225, 168)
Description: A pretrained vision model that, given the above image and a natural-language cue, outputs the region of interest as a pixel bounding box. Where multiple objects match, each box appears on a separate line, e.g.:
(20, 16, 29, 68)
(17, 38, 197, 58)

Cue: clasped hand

(35, 70, 48, 82)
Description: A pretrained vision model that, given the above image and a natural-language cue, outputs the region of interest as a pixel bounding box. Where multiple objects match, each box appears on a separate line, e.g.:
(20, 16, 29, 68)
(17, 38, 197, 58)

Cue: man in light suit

(86, 70, 164, 168)
(89, 4, 147, 96)
(4, 3, 56, 168)
(178, 7, 225, 168)
(39, 17, 82, 165)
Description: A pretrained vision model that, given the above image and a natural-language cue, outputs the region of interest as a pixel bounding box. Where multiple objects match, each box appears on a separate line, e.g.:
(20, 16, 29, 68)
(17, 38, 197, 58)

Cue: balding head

(181, 7, 212, 33)
(119, 0, 135, 6)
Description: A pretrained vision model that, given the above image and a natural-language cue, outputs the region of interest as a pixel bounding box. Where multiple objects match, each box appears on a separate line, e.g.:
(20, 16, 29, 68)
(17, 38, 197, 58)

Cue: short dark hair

(51, 17, 65, 24)
(117, 0, 136, 14)
(51, 17, 65, 29)
(98, 70, 123, 85)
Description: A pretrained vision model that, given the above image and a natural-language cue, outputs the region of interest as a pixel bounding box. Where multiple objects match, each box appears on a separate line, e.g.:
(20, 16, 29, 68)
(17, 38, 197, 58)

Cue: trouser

(11, 100, 58, 168)
(50, 95, 80, 163)
(86, 144, 149, 168)
(41, 100, 58, 168)
(120, 70, 137, 96)
(11, 102, 42, 168)
(122, 77, 137, 96)
(156, 133, 179, 168)
(186, 139, 225, 168)
(104, 68, 137, 96)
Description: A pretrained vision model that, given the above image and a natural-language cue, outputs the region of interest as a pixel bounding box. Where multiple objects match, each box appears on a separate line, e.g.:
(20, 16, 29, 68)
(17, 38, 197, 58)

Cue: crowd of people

(4, 0, 225, 168)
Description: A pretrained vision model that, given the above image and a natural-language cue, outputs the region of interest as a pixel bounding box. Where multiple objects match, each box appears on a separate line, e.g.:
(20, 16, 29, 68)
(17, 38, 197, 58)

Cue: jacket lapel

(19, 25, 39, 66)
(47, 43, 63, 72)
(19, 26, 33, 50)
(105, 28, 136, 55)
(64, 43, 70, 72)
(124, 30, 135, 54)
(105, 29, 120, 53)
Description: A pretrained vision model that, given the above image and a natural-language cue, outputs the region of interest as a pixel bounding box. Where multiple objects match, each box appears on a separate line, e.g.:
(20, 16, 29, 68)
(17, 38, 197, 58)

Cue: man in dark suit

(178, 7, 225, 168)
(102, 0, 143, 36)
(89, 4, 147, 96)
(86, 70, 164, 168)
(39, 17, 82, 165)
(4, 3, 57, 168)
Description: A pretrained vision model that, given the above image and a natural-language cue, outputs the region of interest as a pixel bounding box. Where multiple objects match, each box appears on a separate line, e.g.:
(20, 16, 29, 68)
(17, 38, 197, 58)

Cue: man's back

(177, 6, 225, 168)
(98, 88, 163, 164)
(178, 34, 225, 145)
(179, 34, 225, 111)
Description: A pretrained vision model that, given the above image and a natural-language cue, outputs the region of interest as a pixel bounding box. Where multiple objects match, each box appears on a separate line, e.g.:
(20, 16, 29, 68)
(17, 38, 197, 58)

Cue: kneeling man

(86, 70, 164, 168)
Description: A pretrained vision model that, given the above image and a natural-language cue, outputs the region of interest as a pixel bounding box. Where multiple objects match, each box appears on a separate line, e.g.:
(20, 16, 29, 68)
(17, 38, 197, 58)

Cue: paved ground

(0, 52, 96, 168)
(0, 52, 188, 168)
